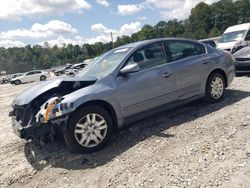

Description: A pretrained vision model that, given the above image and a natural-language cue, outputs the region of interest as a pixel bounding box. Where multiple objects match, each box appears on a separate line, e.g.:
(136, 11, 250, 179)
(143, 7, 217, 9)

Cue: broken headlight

(36, 96, 75, 123)
(36, 97, 62, 123)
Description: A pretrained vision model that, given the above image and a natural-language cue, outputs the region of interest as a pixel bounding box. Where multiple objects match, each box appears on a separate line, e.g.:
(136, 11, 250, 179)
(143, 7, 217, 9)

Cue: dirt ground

(0, 77, 249, 188)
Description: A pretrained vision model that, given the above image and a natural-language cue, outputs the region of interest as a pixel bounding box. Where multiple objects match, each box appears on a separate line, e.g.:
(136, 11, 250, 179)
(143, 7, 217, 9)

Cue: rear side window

(27, 71, 41, 75)
(127, 42, 166, 70)
(26, 71, 35, 75)
(166, 41, 206, 62)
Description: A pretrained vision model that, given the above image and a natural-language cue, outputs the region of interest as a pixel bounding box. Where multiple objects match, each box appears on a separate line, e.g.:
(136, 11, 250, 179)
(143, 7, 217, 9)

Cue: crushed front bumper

(11, 114, 46, 140)
(12, 116, 28, 139)
(10, 111, 67, 140)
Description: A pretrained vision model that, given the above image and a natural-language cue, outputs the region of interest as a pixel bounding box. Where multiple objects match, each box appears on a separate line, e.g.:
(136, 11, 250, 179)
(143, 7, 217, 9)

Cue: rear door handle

(162, 72, 172, 78)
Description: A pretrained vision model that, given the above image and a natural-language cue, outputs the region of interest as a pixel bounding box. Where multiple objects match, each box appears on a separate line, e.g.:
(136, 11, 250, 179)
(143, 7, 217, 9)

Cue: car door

(25, 71, 38, 82)
(164, 40, 209, 100)
(22, 72, 33, 82)
(34, 71, 42, 81)
(116, 42, 177, 118)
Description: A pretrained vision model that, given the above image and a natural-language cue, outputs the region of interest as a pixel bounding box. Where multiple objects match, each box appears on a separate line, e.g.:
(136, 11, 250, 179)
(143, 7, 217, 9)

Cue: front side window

(219, 30, 246, 43)
(127, 42, 166, 70)
(167, 41, 206, 61)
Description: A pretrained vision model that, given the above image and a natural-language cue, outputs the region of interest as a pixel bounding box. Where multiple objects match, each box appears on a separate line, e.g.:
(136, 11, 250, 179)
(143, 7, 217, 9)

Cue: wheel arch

(72, 100, 118, 130)
(40, 75, 47, 78)
(207, 68, 228, 88)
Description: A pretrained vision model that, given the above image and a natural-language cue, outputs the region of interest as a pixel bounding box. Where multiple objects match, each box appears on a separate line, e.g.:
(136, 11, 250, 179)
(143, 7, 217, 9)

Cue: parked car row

(1, 60, 92, 85)
(53, 61, 91, 77)
(9, 38, 235, 153)
(53, 64, 72, 76)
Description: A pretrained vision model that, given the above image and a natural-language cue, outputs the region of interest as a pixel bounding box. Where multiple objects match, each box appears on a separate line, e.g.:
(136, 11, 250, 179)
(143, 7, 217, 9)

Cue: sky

(0, 0, 219, 48)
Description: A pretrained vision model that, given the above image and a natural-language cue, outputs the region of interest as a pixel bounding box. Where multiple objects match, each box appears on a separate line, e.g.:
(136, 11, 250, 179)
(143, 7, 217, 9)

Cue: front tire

(40, 75, 46, 81)
(205, 72, 225, 103)
(14, 80, 21, 85)
(63, 106, 113, 153)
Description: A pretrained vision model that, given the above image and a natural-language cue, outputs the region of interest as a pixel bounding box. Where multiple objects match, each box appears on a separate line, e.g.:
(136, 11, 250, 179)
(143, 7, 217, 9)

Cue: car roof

(115, 38, 202, 49)
(224, 23, 250, 33)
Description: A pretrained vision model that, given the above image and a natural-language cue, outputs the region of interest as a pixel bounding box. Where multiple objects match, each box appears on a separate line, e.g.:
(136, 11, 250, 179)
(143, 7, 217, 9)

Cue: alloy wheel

(74, 113, 108, 148)
(210, 76, 224, 99)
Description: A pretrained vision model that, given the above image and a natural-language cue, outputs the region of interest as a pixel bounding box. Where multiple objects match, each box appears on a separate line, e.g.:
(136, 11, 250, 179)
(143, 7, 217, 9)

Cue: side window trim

(121, 41, 167, 70)
(163, 41, 173, 62)
(165, 40, 207, 63)
(27, 72, 33, 75)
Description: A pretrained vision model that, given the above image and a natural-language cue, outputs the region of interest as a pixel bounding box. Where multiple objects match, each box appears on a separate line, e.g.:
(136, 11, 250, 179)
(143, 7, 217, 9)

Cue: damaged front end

(9, 77, 96, 141)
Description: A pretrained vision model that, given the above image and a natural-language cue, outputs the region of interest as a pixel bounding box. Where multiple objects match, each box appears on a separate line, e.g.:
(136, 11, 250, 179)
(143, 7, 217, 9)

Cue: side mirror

(120, 63, 140, 75)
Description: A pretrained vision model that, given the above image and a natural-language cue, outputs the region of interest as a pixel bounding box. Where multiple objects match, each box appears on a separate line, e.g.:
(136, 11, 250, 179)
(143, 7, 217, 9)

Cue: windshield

(78, 48, 131, 78)
(219, 30, 246, 43)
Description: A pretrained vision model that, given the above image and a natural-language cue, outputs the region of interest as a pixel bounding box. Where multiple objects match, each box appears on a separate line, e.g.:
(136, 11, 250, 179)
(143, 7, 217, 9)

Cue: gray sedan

(10, 38, 235, 153)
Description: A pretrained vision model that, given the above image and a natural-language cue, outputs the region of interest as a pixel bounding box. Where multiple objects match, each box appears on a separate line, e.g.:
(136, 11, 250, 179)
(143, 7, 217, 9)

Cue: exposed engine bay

(10, 79, 96, 141)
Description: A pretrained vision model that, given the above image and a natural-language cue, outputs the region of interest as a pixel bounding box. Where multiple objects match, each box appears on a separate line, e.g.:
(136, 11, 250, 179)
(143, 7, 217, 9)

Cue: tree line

(0, 0, 250, 74)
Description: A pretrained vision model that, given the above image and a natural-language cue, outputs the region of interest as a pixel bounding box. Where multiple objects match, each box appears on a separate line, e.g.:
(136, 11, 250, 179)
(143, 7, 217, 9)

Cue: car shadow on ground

(24, 89, 250, 171)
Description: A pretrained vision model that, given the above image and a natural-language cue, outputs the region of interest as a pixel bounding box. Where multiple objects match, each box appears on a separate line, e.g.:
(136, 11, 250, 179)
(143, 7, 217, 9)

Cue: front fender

(36, 81, 122, 123)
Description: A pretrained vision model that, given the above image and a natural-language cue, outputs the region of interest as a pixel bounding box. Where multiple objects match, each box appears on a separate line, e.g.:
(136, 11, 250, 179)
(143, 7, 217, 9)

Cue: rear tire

(63, 105, 113, 153)
(14, 80, 21, 85)
(205, 72, 225, 103)
(40, 75, 46, 81)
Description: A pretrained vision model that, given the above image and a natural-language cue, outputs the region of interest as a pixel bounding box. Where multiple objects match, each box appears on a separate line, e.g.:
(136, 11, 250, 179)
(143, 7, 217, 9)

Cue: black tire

(15, 80, 21, 85)
(63, 105, 113, 153)
(40, 75, 46, 81)
(205, 72, 226, 103)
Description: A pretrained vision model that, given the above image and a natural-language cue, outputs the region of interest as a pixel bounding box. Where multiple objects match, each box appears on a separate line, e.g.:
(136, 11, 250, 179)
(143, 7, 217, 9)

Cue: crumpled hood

(13, 76, 97, 106)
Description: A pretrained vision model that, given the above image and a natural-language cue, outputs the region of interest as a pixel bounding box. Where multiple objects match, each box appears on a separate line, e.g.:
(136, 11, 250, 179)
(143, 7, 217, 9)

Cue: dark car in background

(233, 46, 250, 74)
(65, 62, 88, 76)
(54, 64, 72, 76)
(199, 39, 217, 48)
(71, 62, 87, 70)
(10, 38, 235, 153)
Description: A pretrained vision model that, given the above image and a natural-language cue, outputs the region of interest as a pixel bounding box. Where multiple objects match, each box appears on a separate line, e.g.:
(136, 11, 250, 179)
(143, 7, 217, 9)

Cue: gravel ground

(0, 77, 249, 188)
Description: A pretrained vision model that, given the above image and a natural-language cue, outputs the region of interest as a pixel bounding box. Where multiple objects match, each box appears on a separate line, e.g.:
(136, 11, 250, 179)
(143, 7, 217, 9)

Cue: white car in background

(217, 23, 250, 53)
(10, 70, 50, 85)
